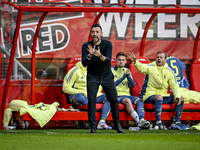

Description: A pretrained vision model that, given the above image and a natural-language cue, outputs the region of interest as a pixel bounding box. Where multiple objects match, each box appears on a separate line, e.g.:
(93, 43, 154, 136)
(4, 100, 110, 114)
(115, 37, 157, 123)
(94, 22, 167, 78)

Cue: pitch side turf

(0, 129, 200, 150)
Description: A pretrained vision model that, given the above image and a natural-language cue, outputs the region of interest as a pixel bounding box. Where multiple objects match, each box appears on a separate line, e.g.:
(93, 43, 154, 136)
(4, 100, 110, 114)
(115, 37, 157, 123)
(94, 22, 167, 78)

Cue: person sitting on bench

(112, 52, 150, 129)
(129, 51, 184, 129)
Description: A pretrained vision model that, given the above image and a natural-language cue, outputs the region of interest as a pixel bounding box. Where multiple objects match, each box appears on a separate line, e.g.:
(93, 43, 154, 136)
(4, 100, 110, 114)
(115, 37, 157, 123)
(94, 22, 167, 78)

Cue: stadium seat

(66, 56, 82, 73)
(190, 57, 200, 92)
(63, 56, 82, 109)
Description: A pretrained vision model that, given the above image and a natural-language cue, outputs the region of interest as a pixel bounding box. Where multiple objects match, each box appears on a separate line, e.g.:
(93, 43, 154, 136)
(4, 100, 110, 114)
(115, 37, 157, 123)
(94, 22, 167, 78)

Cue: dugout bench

(17, 56, 200, 129)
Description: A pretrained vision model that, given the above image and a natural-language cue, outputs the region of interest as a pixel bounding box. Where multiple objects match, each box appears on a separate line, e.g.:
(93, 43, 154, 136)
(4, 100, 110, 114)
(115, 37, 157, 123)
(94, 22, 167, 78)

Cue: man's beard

(92, 37, 99, 44)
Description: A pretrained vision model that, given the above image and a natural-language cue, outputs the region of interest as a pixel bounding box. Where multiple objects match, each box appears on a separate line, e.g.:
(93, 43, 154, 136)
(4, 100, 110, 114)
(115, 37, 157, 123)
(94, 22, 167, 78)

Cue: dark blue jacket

(82, 39, 112, 77)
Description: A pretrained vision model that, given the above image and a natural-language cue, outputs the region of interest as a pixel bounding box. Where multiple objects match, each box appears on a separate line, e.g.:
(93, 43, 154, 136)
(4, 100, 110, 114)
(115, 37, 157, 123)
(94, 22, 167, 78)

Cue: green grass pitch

(0, 129, 200, 150)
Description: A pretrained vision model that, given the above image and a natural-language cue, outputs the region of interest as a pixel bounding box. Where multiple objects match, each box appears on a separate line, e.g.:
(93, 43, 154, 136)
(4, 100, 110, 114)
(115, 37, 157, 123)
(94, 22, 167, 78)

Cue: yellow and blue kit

(134, 61, 181, 101)
(134, 60, 183, 123)
(111, 66, 135, 96)
(112, 65, 145, 120)
(62, 61, 103, 98)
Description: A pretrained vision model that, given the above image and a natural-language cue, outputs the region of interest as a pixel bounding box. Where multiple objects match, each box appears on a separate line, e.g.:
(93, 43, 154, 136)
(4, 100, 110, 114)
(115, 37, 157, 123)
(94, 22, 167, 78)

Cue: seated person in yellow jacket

(62, 61, 112, 130)
(112, 52, 150, 129)
(129, 51, 184, 129)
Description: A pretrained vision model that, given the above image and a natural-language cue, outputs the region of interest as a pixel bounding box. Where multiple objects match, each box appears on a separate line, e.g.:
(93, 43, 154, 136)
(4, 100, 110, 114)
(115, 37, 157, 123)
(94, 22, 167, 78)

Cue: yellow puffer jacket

(180, 88, 200, 104)
(134, 60, 181, 101)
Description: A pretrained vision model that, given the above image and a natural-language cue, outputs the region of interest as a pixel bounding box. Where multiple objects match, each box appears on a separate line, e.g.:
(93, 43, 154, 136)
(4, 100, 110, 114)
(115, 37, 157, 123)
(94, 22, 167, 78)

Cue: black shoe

(90, 128, 96, 133)
(114, 124, 125, 133)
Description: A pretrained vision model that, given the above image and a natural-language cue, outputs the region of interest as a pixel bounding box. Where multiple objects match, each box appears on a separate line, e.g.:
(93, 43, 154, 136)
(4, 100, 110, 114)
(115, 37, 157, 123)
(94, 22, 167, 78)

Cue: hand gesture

(128, 52, 136, 63)
(126, 69, 130, 74)
(174, 97, 181, 105)
(87, 44, 95, 55)
(94, 46, 101, 57)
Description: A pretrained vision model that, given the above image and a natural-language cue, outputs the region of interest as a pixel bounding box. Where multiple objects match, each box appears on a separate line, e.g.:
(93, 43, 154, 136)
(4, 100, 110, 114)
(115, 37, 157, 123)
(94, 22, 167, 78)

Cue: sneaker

(138, 120, 150, 129)
(97, 122, 112, 130)
(157, 122, 167, 130)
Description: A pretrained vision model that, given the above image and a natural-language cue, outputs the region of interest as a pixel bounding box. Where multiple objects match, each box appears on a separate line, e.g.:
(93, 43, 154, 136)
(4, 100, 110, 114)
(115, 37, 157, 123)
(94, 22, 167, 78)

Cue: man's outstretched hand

(128, 52, 136, 63)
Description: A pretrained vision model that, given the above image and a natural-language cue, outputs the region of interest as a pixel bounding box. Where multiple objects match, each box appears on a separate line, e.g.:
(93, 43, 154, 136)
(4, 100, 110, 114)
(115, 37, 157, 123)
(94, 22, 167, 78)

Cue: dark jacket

(82, 39, 112, 77)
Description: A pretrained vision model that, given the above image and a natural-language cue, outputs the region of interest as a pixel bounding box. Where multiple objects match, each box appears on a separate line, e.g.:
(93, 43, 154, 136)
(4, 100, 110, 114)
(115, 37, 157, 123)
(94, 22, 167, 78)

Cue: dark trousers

(87, 72, 120, 129)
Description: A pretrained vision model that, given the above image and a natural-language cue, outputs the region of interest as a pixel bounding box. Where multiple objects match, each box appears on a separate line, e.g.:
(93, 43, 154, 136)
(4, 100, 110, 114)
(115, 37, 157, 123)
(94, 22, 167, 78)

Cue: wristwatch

(87, 54, 91, 58)
(99, 54, 103, 59)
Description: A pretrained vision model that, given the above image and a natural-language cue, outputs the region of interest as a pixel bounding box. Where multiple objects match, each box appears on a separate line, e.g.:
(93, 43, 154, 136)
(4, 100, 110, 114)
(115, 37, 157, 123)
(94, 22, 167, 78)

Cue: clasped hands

(87, 45, 101, 57)
(126, 69, 130, 75)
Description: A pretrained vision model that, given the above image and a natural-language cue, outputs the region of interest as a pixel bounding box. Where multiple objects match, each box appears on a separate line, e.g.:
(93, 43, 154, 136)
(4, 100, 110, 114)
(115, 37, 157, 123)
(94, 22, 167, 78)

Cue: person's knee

(80, 100, 88, 106)
(122, 98, 132, 106)
(135, 98, 143, 105)
(154, 95, 163, 101)
(73, 94, 88, 106)
(155, 96, 163, 105)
